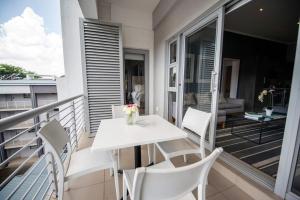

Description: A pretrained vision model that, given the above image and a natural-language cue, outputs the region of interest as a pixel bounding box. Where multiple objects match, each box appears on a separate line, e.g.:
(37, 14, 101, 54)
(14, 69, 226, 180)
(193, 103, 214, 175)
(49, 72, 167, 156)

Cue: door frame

(123, 48, 150, 114)
(177, 7, 224, 151)
(275, 24, 300, 198)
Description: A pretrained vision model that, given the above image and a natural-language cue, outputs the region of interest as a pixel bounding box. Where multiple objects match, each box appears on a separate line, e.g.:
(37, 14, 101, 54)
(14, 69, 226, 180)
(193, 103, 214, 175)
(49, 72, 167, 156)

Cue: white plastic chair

(123, 147, 223, 200)
(111, 105, 152, 166)
(155, 107, 211, 163)
(38, 119, 120, 200)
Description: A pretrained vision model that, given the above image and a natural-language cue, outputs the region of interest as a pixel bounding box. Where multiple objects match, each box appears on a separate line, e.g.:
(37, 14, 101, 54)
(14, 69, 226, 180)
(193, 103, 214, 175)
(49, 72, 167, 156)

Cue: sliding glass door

(179, 8, 224, 150)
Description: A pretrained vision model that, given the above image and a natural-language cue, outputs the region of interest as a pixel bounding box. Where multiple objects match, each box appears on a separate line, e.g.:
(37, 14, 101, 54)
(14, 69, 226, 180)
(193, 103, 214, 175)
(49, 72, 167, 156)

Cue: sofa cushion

(219, 103, 242, 109)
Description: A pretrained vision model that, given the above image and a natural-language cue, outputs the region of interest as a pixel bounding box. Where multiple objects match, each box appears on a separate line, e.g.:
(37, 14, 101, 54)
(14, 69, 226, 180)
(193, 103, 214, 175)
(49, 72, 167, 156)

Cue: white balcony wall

(57, 0, 93, 101)
(153, 0, 219, 117)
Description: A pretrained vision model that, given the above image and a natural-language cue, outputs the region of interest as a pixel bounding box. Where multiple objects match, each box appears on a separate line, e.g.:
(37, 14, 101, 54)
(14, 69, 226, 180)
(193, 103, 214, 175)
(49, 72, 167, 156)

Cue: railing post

(72, 101, 78, 149)
(49, 153, 59, 198)
(46, 112, 50, 123)
(0, 132, 8, 166)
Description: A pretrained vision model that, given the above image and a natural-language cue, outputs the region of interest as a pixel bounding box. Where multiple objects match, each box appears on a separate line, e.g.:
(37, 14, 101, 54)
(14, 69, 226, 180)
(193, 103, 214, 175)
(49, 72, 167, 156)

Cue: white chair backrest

(112, 105, 125, 118)
(131, 148, 223, 200)
(182, 107, 211, 158)
(38, 119, 72, 173)
(38, 119, 72, 199)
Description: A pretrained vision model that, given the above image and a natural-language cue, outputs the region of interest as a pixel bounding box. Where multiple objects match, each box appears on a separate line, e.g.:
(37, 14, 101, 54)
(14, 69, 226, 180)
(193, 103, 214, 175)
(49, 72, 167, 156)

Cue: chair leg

(64, 181, 70, 191)
(198, 184, 206, 200)
(147, 144, 151, 164)
(123, 176, 128, 200)
(117, 149, 120, 169)
(183, 154, 187, 163)
(153, 144, 156, 164)
(113, 165, 120, 200)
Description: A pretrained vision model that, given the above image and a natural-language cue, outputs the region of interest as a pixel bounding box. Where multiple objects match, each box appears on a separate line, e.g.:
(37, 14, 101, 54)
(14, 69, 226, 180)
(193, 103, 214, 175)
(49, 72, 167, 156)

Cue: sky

(0, 0, 65, 76)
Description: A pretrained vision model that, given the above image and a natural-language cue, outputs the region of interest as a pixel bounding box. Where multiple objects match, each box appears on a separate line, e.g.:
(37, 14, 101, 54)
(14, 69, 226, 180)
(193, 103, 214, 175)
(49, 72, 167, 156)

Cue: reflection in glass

(169, 67, 176, 88)
(168, 92, 176, 124)
(170, 41, 177, 63)
(183, 21, 216, 116)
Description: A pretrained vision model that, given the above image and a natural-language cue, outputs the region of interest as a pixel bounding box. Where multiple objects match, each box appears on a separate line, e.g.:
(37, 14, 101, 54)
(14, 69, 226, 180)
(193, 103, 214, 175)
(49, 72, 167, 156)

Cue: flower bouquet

(123, 104, 139, 125)
(258, 87, 275, 117)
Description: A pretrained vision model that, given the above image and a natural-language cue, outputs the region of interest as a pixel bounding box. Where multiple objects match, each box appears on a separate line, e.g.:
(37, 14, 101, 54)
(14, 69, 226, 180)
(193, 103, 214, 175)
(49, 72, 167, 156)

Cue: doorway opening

(215, 0, 299, 183)
(124, 49, 149, 115)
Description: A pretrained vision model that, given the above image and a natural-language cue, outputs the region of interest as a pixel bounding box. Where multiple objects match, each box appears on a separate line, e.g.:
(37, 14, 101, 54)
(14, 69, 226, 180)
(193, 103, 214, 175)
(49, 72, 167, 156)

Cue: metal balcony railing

(0, 94, 85, 200)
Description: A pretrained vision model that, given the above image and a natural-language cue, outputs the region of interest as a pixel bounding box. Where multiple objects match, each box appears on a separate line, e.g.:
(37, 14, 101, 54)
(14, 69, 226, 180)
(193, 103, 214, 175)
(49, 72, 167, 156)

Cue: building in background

(0, 79, 57, 162)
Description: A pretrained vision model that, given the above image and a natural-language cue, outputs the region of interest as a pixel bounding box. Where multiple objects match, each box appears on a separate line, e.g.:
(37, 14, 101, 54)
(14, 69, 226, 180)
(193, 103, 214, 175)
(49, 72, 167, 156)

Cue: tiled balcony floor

(64, 133, 255, 200)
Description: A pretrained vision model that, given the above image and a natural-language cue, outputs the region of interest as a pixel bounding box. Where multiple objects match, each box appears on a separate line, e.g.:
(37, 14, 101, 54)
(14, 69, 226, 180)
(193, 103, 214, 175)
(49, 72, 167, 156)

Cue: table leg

(134, 145, 142, 168)
(259, 123, 263, 144)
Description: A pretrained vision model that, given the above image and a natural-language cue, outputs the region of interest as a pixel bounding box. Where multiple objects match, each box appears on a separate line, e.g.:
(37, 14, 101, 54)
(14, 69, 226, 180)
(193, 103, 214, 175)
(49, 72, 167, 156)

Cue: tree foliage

(0, 64, 40, 80)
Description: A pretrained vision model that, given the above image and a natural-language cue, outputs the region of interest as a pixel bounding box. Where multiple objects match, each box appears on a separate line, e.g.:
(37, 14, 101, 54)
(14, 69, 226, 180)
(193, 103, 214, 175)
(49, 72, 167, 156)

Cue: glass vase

(126, 113, 137, 125)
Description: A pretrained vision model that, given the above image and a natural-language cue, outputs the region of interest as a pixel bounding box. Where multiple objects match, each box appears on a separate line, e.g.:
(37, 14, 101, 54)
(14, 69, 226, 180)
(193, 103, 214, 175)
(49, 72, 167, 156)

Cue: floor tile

(68, 170, 105, 189)
(222, 186, 254, 200)
(64, 182, 105, 200)
(206, 184, 220, 197)
(207, 193, 229, 200)
(208, 169, 235, 192)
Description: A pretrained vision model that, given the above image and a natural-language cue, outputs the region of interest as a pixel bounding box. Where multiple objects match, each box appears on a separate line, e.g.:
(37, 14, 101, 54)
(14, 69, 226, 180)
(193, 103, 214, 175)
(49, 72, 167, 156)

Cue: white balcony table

(91, 114, 188, 168)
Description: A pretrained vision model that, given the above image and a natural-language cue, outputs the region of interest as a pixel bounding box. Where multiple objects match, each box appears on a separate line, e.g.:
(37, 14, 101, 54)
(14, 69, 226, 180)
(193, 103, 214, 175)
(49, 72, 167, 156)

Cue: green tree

(0, 64, 40, 80)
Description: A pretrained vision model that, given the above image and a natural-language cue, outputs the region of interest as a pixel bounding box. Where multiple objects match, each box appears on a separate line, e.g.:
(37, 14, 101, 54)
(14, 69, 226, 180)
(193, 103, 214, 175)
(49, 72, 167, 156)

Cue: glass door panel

(183, 21, 216, 114)
(180, 8, 224, 149)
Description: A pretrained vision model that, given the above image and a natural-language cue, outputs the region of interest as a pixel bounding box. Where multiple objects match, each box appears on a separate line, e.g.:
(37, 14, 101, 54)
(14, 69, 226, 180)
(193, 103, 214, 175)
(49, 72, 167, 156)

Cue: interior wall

(153, 0, 219, 117)
(222, 31, 292, 111)
(110, 3, 154, 113)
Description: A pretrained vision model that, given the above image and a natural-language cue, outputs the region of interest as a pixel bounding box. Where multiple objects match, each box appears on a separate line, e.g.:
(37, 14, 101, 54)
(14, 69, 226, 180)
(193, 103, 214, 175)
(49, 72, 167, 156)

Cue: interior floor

(216, 114, 285, 178)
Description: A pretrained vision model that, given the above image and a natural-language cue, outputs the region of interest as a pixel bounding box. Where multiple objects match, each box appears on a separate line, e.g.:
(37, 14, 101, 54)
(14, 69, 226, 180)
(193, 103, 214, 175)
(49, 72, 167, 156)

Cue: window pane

(168, 92, 176, 124)
(170, 41, 177, 63)
(169, 67, 176, 88)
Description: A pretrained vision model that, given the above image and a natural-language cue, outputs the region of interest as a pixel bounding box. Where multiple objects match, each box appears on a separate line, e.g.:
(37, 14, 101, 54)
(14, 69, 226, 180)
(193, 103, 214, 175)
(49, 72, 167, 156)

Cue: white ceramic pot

(265, 109, 273, 117)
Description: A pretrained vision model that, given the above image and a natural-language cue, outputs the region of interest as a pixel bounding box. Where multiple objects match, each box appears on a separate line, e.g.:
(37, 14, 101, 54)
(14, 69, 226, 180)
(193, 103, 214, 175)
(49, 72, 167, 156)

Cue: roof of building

(0, 79, 56, 86)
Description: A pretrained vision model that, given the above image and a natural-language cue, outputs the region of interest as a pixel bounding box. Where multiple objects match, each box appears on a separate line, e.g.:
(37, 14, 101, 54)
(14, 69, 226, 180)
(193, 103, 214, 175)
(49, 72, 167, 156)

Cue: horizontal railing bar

(0, 94, 83, 132)
(74, 97, 84, 104)
(0, 144, 45, 189)
(62, 116, 74, 128)
(21, 159, 52, 199)
(32, 172, 53, 200)
(6, 153, 50, 199)
(76, 119, 85, 131)
(75, 114, 84, 123)
(75, 115, 84, 124)
(59, 111, 74, 123)
(75, 112, 84, 121)
(0, 137, 40, 168)
(74, 103, 84, 110)
(47, 189, 55, 200)
(0, 120, 45, 147)
(41, 181, 54, 200)
(48, 104, 73, 119)
(75, 109, 84, 119)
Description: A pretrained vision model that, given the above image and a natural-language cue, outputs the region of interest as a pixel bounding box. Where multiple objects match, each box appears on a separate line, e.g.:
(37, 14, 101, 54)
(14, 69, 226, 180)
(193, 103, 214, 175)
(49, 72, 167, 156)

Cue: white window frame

(168, 39, 178, 92)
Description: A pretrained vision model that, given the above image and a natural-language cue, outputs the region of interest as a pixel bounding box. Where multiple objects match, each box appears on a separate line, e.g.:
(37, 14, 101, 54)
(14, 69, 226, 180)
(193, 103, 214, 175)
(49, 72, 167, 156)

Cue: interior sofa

(217, 97, 245, 127)
(218, 98, 245, 115)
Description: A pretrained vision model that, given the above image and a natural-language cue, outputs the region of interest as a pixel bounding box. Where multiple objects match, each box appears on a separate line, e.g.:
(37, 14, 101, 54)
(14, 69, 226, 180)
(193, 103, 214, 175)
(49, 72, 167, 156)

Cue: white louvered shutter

(82, 20, 123, 134)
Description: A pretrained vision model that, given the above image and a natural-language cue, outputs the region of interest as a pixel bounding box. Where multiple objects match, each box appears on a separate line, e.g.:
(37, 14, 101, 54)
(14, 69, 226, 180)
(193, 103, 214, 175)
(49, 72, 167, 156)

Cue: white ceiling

(225, 0, 300, 43)
(110, 0, 160, 12)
